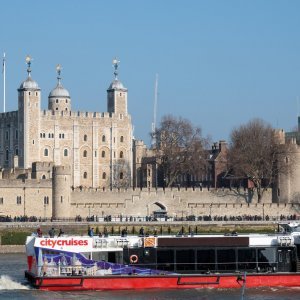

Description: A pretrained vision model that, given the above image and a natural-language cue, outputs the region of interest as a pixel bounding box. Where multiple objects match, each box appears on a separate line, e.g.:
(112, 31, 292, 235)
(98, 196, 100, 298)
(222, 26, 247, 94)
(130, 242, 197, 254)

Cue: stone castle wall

(0, 182, 300, 219)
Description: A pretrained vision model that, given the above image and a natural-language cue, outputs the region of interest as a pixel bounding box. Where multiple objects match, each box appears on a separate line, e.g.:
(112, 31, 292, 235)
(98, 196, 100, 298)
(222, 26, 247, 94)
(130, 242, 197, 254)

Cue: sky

(1, 0, 300, 146)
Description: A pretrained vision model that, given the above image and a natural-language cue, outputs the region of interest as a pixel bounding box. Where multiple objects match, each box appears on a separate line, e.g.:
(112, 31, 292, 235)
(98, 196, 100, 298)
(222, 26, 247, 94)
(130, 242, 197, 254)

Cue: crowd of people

(0, 213, 299, 223)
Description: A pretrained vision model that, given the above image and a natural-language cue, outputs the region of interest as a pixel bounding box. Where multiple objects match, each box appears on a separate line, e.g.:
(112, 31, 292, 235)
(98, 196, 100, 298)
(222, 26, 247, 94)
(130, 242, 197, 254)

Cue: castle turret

(107, 58, 128, 115)
(48, 64, 71, 112)
(52, 165, 71, 220)
(18, 55, 41, 169)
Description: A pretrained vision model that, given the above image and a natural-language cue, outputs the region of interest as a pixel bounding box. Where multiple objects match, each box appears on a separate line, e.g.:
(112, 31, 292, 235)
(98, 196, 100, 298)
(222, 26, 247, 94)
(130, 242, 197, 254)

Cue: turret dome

(49, 83, 70, 98)
(19, 76, 39, 90)
(108, 79, 126, 90)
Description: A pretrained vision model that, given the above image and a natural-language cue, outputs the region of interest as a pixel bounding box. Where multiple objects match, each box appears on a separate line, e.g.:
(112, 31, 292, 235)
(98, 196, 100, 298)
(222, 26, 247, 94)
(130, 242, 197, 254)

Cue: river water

(0, 253, 300, 299)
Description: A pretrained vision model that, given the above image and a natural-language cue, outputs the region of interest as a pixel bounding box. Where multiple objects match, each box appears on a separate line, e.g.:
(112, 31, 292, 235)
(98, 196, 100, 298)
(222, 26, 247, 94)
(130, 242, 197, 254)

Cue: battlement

(53, 165, 71, 175)
(42, 109, 131, 121)
(0, 111, 18, 120)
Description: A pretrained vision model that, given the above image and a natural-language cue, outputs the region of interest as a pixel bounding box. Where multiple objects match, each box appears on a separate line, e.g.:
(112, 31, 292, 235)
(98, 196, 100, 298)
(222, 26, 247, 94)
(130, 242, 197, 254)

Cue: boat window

(217, 249, 236, 271)
(258, 248, 276, 270)
(237, 248, 257, 271)
(197, 249, 215, 272)
(176, 250, 195, 271)
(157, 250, 174, 271)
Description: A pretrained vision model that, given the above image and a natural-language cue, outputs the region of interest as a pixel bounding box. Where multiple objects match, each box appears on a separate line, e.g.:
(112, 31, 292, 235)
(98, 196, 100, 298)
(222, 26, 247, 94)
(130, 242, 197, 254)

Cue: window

(84, 134, 87, 141)
(62, 134, 65, 139)
(0, 197, 3, 205)
(238, 249, 256, 271)
(48, 133, 51, 138)
(52, 133, 54, 138)
(120, 136, 124, 142)
(42, 175, 46, 179)
(56, 107, 58, 110)
(17, 196, 22, 205)
(61, 196, 63, 203)
(40, 133, 42, 138)
(102, 135, 106, 142)
(102, 172, 106, 179)
(44, 148, 49, 156)
(36, 92, 38, 96)
(29, 92, 31, 96)
(5, 131, 8, 140)
(197, 249, 215, 271)
(66, 99, 68, 103)
(101, 151, 105, 158)
(15, 130, 18, 139)
(56, 99, 59, 103)
(94, 151, 97, 157)
(120, 151, 124, 159)
(157, 250, 175, 271)
(217, 249, 236, 271)
(43, 133, 45, 138)
(83, 172, 87, 179)
(120, 172, 124, 180)
(64, 149, 68, 156)
(83, 150, 87, 157)
(44, 196, 49, 205)
(5, 149, 9, 161)
(176, 250, 195, 271)
(15, 148, 18, 156)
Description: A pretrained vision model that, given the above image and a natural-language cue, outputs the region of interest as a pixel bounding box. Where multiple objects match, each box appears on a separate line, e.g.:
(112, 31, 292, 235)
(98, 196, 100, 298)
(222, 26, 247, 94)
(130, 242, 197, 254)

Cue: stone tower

(107, 58, 128, 115)
(48, 64, 71, 112)
(52, 165, 71, 220)
(17, 56, 41, 169)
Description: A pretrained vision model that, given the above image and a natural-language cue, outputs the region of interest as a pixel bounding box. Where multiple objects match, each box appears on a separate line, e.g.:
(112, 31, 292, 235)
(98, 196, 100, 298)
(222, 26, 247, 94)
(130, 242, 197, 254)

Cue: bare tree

(152, 115, 209, 187)
(112, 159, 131, 189)
(228, 118, 291, 203)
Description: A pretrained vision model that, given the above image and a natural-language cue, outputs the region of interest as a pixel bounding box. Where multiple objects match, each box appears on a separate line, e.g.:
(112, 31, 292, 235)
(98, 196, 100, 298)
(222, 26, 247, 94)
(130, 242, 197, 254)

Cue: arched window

(120, 172, 124, 180)
(15, 148, 18, 156)
(43, 133, 45, 138)
(102, 172, 106, 179)
(5, 149, 9, 161)
(64, 149, 68, 156)
(83, 150, 87, 157)
(120, 136, 124, 142)
(102, 135, 106, 142)
(120, 151, 124, 159)
(83, 172, 87, 179)
(44, 149, 49, 156)
(42, 175, 46, 180)
(101, 151, 105, 158)
(84, 134, 87, 142)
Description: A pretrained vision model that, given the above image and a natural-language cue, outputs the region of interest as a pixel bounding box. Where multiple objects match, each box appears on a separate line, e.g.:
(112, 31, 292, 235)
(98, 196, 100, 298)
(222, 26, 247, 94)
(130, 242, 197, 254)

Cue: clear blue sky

(1, 0, 300, 145)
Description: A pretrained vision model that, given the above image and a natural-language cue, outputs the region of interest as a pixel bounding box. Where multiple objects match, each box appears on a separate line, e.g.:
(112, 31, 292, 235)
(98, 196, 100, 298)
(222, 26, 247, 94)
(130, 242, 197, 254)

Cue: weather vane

(56, 64, 62, 84)
(112, 58, 120, 80)
(25, 55, 32, 76)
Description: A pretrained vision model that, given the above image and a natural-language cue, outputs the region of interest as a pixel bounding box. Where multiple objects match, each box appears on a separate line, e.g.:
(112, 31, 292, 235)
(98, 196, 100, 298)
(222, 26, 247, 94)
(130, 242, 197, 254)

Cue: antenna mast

(151, 74, 158, 147)
(3, 52, 6, 113)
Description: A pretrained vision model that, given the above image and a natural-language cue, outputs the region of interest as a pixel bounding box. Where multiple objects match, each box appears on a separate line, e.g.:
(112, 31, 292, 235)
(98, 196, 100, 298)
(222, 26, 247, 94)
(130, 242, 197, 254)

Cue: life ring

(130, 254, 138, 264)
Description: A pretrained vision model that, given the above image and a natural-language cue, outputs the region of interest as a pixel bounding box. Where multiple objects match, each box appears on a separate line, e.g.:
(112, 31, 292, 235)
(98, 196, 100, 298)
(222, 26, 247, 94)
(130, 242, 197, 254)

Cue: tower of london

(0, 57, 133, 189)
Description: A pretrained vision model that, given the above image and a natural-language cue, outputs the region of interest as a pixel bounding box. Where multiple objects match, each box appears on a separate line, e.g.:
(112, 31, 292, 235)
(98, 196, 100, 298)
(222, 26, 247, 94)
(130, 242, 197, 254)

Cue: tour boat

(25, 222, 300, 291)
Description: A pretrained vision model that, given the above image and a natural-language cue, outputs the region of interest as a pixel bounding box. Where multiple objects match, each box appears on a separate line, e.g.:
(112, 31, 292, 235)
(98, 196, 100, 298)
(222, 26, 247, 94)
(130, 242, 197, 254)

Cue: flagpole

(3, 52, 6, 113)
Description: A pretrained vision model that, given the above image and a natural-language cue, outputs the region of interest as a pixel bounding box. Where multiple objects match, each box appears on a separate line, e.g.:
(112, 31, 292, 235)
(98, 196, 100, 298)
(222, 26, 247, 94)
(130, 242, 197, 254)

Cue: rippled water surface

(1, 253, 300, 299)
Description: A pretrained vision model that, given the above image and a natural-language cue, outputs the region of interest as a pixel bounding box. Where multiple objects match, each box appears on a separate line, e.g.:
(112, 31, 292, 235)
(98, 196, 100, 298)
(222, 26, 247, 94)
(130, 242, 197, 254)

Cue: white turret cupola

(107, 58, 128, 115)
(48, 64, 71, 112)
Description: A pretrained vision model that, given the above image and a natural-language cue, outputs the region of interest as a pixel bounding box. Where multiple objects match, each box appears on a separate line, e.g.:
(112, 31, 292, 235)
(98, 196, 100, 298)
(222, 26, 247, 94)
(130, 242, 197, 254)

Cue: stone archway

(152, 201, 167, 219)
